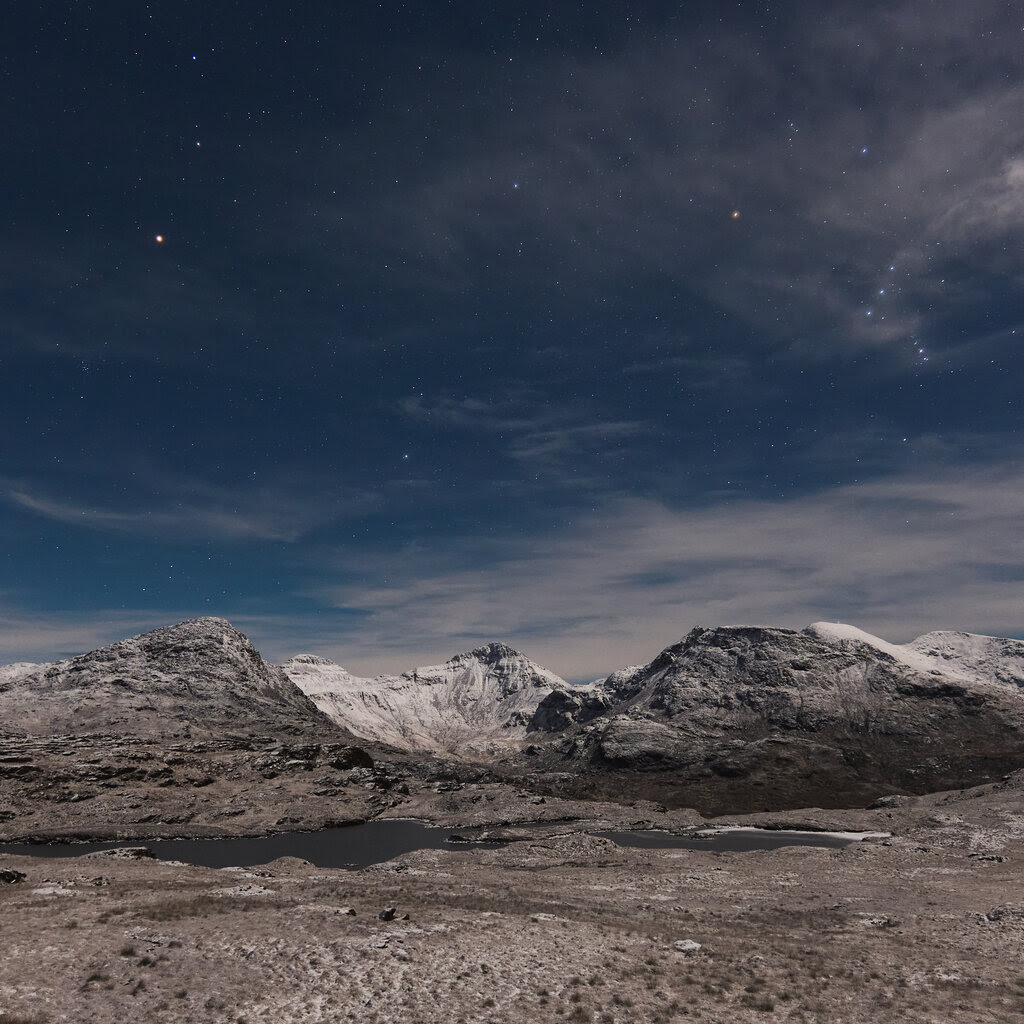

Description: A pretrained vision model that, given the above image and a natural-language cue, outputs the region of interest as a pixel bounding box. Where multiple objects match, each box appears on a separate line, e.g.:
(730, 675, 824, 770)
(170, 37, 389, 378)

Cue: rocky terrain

(0, 618, 385, 841)
(284, 642, 565, 754)
(3, 616, 1024, 838)
(0, 618, 347, 742)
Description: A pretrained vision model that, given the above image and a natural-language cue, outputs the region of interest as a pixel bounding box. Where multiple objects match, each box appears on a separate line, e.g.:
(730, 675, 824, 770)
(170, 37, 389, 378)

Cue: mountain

(284, 642, 567, 754)
(0, 617, 344, 741)
(527, 622, 1024, 812)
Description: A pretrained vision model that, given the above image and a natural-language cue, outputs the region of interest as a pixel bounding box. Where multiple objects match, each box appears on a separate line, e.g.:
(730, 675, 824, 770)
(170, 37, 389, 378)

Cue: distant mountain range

(3, 616, 1023, 811)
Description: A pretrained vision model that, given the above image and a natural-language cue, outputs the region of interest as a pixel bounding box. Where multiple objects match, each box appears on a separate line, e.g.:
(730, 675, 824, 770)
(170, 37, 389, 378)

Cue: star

(155, 235, 165, 243)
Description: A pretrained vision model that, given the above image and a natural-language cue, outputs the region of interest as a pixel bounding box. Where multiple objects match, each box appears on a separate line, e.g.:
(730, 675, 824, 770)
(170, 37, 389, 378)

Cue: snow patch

(806, 622, 1024, 689)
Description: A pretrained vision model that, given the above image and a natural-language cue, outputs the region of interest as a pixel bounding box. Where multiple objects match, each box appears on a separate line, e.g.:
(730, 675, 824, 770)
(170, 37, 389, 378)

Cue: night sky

(3, 1, 1022, 679)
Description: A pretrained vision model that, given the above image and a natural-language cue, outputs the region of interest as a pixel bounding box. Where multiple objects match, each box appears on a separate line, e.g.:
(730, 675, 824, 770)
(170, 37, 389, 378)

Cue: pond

(596, 827, 864, 853)
(0, 820, 871, 869)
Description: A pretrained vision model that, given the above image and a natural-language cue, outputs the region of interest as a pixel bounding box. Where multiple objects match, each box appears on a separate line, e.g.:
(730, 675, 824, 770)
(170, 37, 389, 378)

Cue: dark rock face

(528, 688, 615, 732)
(529, 625, 1024, 813)
(0, 617, 349, 742)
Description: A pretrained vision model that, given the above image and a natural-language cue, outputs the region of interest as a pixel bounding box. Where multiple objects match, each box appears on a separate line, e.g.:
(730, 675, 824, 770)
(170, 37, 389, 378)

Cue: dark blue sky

(3, 1, 1022, 678)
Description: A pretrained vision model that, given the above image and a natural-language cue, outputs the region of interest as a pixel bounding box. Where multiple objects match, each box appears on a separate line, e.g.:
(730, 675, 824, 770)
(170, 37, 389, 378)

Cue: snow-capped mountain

(528, 622, 1024, 810)
(3, 615, 1022, 811)
(283, 642, 567, 754)
(0, 617, 345, 741)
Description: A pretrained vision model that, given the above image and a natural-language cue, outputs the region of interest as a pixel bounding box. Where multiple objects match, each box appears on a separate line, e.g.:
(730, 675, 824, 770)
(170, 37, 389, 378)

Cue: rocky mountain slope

(284, 643, 566, 754)
(527, 622, 1024, 811)
(0, 617, 345, 742)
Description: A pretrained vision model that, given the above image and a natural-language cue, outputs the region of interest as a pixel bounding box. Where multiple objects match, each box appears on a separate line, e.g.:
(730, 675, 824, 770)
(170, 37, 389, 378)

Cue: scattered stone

(378, 907, 396, 921)
(86, 846, 156, 860)
(868, 795, 914, 809)
(0, 869, 26, 884)
(673, 939, 702, 954)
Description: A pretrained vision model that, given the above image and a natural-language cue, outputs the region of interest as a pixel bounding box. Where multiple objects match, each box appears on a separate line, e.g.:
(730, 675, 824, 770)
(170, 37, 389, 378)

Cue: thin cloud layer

(310, 462, 1024, 679)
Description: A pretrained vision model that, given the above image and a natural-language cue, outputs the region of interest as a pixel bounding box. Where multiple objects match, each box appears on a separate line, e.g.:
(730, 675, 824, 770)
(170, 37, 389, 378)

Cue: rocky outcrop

(0, 618, 348, 742)
(284, 642, 567, 755)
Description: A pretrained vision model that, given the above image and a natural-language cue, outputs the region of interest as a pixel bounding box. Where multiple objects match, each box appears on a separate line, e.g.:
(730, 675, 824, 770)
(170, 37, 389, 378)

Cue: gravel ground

(1, 779, 1023, 1024)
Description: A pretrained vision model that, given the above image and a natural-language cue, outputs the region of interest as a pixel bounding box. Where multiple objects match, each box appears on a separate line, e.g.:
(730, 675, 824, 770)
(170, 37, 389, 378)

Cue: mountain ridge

(3, 617, 1024, 811)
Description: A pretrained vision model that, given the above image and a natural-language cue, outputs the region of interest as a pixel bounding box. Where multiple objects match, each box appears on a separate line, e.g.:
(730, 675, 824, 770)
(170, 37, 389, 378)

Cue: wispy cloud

(0, 608, 174, 664)
(398, 391, 651, 475)
(3, 474, 375, 544)
(5, 458, 1021, 679)
(306, 459, 1024, 679)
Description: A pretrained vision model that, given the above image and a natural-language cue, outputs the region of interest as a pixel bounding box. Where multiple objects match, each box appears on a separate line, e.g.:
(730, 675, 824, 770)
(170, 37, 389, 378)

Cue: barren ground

(1, 770, 1023, 1024)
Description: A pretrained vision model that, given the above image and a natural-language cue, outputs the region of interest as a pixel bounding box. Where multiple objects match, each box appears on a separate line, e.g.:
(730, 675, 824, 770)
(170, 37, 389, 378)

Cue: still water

(0, 820, 856, 869)
(596, 828, 855, 852)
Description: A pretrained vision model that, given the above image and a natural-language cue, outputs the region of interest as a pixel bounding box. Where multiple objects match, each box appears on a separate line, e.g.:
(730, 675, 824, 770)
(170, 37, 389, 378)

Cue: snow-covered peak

(906, 630, 1024, 689)
(806, 621, 1024, 689)
(405, 643, 565, 693)
(284, 643, 568, 754)
(282, 656, 370, 696)
(805, 622, 939, 674)
(288, 653, 337, 667)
